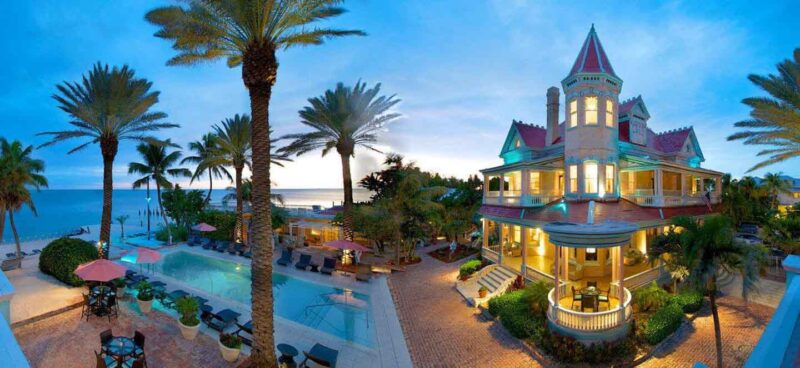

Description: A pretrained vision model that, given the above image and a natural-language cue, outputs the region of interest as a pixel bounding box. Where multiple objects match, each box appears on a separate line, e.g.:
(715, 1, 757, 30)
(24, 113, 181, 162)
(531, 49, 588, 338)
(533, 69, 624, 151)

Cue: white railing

(526, 194, 562, 207)
(663, 190, 682, 197)
(547, 287, 632, 332)
(623, 194, 657, 206)
(634, 189, 655, 196)
(483, 248, 499, 263)
(623, 193, 718, 207)
(525, 265, 554, 283)
(624, 265, 664, 290)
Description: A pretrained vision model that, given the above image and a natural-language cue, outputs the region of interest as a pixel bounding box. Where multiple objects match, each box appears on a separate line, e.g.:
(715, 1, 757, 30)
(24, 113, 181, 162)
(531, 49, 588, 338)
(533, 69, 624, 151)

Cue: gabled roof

(503, 121, 547, 151)
(618, 122, 700, 157)
(618, 95, 649, 118)
(567, 25, 619, 80)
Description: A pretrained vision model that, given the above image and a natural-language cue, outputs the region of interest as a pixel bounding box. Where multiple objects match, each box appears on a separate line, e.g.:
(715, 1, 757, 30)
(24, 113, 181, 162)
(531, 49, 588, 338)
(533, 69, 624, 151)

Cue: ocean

(0, 188, 371, 244)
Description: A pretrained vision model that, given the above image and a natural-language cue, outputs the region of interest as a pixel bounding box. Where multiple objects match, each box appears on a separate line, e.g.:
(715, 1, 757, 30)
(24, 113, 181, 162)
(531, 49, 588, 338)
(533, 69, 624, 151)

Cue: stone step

(494, 266, 517, 279)
(477, 278, 498, 292)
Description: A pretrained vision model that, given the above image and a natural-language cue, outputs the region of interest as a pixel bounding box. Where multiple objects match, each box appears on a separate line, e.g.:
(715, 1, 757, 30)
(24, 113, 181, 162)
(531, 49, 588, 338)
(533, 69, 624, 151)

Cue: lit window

(586, 248, 598, 261)
(605, 99, 614, 127)
(569, 165, 578, 192)
(605, 164, 615, 193)
(584, 162, 598, 193)
(585, 96, 598, 125)
(794, 192, 800, 199)
(569, 100, 578, 127)
(515, 138, 521, 148)
(530, 172, 540, 194)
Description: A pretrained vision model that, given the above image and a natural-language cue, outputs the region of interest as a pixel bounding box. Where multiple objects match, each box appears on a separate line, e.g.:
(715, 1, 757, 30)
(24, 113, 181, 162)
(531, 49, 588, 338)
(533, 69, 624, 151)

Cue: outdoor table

(91, 286, 114, 296)
(580, 287, 599, 312)
(309, 263, 320, 272)
(277, 343, 299, 368)
(105, 336, 136, 365)
(216, 309, 241, 326)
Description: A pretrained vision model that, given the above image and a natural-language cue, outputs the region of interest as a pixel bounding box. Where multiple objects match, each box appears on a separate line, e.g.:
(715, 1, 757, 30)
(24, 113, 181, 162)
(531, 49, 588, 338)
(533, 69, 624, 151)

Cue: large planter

(179, 320, 200, 340)
(218, 340, 241, 362)
(137, 299, 153, 314)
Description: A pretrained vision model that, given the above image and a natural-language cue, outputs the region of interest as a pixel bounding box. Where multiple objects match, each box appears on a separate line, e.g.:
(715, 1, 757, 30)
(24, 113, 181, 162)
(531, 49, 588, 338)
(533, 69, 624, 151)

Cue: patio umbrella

(323, 240, 372, 253)
(121, 247, 161, 274)
(74, 259, 127, 282)
(192, 223, 217, 232)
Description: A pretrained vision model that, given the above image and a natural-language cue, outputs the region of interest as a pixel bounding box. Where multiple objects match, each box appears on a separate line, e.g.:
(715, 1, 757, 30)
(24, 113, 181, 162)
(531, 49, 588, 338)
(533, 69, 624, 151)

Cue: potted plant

(175, 296, 200, 340)
(218, 333, 242, 362)
(112, 277, 127, 296)
(624, 247, 644, 266)
(478, 285, 489, 298)
(136, 281, 154, 313)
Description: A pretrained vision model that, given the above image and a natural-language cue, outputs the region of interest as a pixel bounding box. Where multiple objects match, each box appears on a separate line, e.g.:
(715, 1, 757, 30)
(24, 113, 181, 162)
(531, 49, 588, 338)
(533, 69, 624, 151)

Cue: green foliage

(161, 185, 206, 231)
(112, 277, 126, 288)
(720, 175, 774, 226)
(155, 224, 188, 242)
(521, 280, 553, 316)
(175, 296, 200, 326)
(633, 281, 671, 312)
(499, 302, 541, 339)
(487, 290, 525, 317)
(670, 290, 704, 313)
(458, 260, 482, 279)
(537, 328, 636, 364)
(643, 303, 684, 345)
(38, 237, 98, 286)
(197, 210, 236, 241)
(219, 333, 242, 350)
(624, 247, 645, 264)
(136, 281, 154, 301)
(763, 215, 800, 254)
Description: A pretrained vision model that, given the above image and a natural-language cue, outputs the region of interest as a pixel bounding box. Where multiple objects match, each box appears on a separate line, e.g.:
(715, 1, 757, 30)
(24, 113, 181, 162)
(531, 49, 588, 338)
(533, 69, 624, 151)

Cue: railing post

(520, 227, 528, 275)
(554, 245, 560, 322)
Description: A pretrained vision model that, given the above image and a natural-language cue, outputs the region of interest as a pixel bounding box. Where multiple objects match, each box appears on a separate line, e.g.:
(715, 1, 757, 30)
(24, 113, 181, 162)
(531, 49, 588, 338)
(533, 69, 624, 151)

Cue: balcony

(621, 190, 720, 207)
(547, 283, 632, 333)
(484, 191, 561, 207)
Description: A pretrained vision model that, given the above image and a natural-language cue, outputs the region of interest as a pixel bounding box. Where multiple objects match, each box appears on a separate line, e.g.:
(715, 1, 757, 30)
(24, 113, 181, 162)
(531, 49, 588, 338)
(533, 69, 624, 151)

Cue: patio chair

(95, 350, 116, 368)
(320, 257, 336, 275)
(235, 321, 253, 347)
(82, 294, 98, 321)
(215, 241, 230, 253)
(295, 254, 312, 270)
(201, 309, 226, 332)
(276, 250, 293, 266)
(99, 329, 113, 354)
(228, 243, 244, 255)
(300, 343, 339, 368)
(202, 239, 215, 250)
(598, 288, 610, 310)
(102, 295, 119, 322)
(355, 264, 371, 282)
(132, 331, 148, 367)
(571, 286, 582, 310)
(1, 257, 22, 271)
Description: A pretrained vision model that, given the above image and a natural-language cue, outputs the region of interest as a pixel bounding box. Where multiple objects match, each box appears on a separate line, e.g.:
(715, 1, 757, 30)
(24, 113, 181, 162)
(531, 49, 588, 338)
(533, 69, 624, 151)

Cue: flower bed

(429, 244, 479, 263)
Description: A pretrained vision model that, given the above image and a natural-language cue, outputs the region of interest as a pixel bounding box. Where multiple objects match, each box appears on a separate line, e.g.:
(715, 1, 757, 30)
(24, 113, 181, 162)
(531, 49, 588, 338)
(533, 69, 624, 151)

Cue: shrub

(670, 290, 704, 313)
(633, 281, 671, 312)
(642, 302, 684, 344)
(487, 290, 525, 317)
(522, 280, 553, 317)
(155, 224, 188, 242)
(458, 259, 482, 280)
(537, 328, 636, 364)
(136, 281, 154, 301)
(38, 237, 99, 286)
(499, 301, 541, 338)
(197, 210, 236, 241)
(175, 296, 200, 326)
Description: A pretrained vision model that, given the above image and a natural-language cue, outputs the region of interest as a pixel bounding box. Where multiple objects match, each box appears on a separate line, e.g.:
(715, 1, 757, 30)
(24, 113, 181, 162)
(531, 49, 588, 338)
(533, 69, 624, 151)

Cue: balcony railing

(483, 192, 561, 207)
(525, 265, 554, 283)
(623, 265, 664, 289)
(547, 286, 632, 332)
(622, 193, 721, 207)
(483, 248, 499, 263)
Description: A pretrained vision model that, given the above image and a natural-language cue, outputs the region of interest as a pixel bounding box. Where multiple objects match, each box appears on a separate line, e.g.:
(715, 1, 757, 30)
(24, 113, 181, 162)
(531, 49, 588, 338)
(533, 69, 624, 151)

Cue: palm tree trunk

(156, 181, 171, 244)
(146, 180, 151, 240)
(235, 165, 244, 242)
(0, 208, 5, 245)
(340, 152, 355, 241)
(8, 210, 21, 260)
(99, 139, 117, 259)
(709, 277, 724, 368)
(207, 170, 214, 203)
(244, 47, 278, 367)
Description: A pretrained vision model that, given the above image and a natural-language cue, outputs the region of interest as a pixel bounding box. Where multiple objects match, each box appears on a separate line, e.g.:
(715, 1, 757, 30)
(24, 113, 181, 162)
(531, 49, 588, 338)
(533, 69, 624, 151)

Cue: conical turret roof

(567, 25, 618, 79)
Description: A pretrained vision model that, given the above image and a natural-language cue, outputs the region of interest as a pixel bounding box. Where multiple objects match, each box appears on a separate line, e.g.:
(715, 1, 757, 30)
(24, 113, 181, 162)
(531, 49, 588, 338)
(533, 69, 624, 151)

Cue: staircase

(456, 265, 518, 308)
(477, 266, 517, 296)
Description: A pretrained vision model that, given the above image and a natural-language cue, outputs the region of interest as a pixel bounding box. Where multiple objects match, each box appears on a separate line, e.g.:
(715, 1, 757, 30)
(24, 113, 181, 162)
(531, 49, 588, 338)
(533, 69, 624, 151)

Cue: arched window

(605, 98, 614, 127)
(569, 100, 578, 127)
(585, 96, 598, 125)
(584, 162, 598, 193)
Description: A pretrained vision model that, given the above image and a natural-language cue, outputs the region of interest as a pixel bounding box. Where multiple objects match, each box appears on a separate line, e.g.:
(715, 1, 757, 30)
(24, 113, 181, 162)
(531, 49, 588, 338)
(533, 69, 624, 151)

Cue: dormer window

(515, 138, 521, 148)
(605, 99, 614, 127)
(569, 100, 578, 127)
(585, 96, 598, 125)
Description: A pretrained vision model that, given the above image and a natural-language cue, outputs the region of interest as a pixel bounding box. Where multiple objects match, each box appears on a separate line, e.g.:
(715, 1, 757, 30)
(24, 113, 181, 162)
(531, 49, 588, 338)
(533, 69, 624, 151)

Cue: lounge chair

(276, 250, 292, 266)
(235, 321, 253, 347)
(320, 257, 336, 275)
(202, 240, 215, 250)
(228, 243, 244, 256)
(295, 254, 312, 270)
(300, 343, 339, 368)
(215, 241, 230, 253)
(355, 264, 371, 282)
(1, 258, 22, 271)
(201, 309, 226, 332)
(195, 238, 209, 248)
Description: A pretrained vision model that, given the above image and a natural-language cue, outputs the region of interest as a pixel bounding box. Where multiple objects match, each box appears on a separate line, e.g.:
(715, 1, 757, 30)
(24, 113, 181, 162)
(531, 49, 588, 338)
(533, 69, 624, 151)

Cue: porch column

(522, 169, 530, 197)
(562, 247, 570, 281)
(611, 247, 619, 282)
(498, 224, 505, 265)
(680, 172, 686, 204)
(481, 219, 488, 256)
(499, 173, 505, 204)
(483, 174, 490, 203)
(618, 244, 625, 303)
(554, 244, 560, 318)
(520, 227, 528, 275)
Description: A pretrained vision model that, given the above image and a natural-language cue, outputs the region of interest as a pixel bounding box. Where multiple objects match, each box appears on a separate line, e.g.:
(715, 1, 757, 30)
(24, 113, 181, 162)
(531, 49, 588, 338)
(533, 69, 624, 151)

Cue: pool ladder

(303, 293, 370, 329)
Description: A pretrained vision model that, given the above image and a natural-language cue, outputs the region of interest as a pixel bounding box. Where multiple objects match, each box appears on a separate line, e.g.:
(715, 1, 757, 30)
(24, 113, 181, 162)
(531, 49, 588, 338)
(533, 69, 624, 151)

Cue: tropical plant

(522, 280, 553, 316)
(762, 215, 800, 254)
(632, 281, 670, 312)
(161, 185, 206, 233)
(38, 237, 98, 286)
(136, 281, 154, 301)
(208, 114, 252, 242)
(280, 81, 401, 241)
(129, 140, 191, 244)
(182, 133, 231, 203)
(115, 215, 130, 239)
(0, 139, 48, 258)
(146, 2, 363, 362)
(720, 174, 772, 226)
(222, 178, 285, 208)
(762, 172, 792, 209)
(175, 296, 200, 326)
(727, 49, 800, 172)
(38, 63, 176, 255)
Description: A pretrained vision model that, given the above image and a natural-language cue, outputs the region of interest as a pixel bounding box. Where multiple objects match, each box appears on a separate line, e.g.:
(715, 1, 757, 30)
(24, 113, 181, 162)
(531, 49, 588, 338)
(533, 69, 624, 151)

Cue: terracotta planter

(137, 299, 152, 313)
(179, 320, 200, 340)
(218, 340, 241, 362)
(478, 289, 488, 298)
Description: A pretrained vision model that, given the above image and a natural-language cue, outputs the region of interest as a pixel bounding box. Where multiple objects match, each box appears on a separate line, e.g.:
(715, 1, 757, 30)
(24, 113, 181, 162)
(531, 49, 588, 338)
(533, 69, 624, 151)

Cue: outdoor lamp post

(146, 195, 152, 240)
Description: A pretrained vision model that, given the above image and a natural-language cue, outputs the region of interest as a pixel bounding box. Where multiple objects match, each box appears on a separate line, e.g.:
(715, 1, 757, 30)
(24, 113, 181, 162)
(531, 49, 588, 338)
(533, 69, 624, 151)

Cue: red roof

(568, 25, 618, 79)
(618, 96, 640, 115)
(618, 121, 692, 154)
(513, 122, 547, 149)
(477, 205, 523, 219)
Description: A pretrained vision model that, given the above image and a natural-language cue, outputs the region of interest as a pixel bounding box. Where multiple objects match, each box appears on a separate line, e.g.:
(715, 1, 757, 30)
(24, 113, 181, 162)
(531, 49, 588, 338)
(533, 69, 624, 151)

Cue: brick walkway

(640, 296, 774, 368)
(14, 301, 236, 367)
(388, 245, 545, 368)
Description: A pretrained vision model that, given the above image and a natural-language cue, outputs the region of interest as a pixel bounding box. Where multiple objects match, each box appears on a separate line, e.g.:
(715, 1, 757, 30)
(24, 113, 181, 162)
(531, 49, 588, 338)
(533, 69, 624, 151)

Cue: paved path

(388, 245, 544, 368)
(640, 296, 774, 368)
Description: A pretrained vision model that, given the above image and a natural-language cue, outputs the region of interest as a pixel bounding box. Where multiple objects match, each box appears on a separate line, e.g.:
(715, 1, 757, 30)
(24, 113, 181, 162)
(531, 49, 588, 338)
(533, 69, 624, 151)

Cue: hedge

(458, 260, 482, 279)
(487, 290, 525, 317)
(670, 290, 704, 313)
(39, 237, 99, 286)
(197, 210, 236, 241)
(643, 302, 684, 345)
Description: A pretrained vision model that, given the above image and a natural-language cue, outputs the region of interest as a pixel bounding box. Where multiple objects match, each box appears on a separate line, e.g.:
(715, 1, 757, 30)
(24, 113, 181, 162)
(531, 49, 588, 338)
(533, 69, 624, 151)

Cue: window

(793, 192, 800, 199)
(585, 248, 598, 261)
(584, 162, 598, 193)
(585, 96, 598, 125)
(569, 100, 578, 127)
(530, 172, 540, 194)
(605, 99, 614, 127)
(569, 165, 578, 192)
(515, 138, 521, 148)
(605, 164, 615, 194)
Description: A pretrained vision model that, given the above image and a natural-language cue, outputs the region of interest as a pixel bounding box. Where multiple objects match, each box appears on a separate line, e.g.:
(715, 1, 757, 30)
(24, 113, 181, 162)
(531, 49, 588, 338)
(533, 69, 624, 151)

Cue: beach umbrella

(323, 239, 372, 252)
(74, 259, 126, 282)
(192, 223, 217, 232)
(121, 247, 161, 274)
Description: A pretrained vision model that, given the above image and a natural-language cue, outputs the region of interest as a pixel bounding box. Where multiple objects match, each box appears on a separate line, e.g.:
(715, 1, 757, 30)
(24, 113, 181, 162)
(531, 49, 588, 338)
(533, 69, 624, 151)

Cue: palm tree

(222, 178, 285, 208)
(129, 140, 191, 244)
(761, 172, 791, 209)
(116, 215, 130, 239)
(146, 2, 363, 362)
(182, 133, 232, 203)
(654, 215, 763, 368)
(0, 139, 48, 260)
(280, 81, 400, 240)
(727, 49, 800, 172)
(38, 63, 176, 256)
(208, 115, 252, 243)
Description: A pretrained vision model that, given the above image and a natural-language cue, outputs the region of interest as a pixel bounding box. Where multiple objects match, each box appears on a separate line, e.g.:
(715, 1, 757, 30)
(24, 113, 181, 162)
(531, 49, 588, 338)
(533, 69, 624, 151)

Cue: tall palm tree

(129, 140, 191, 244)
(38, 63, 176, 256)
(654, 215, 763, 368)
(280, 81, 400, 240)
(207, 115, 252, 243)
(761, 172, 791, 209)
(0, 139, 48, 260)
(728, 48, 800, 172)
(146, 2, 363, 362)
(222, 178, 285, 208)
(182, 133, 232, 203)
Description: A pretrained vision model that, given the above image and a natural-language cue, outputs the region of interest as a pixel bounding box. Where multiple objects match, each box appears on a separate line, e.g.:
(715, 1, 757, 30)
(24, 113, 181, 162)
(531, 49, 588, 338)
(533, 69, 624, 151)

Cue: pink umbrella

(323, 240, 373, 253)
(127, 247, 161, 264)
(74, 259, 127, 282)
(192, 223, 217, 232)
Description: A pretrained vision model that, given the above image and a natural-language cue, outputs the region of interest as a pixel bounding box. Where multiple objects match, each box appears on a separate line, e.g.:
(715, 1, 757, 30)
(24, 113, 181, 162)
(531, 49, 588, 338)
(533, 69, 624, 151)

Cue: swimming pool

(132, 251, 375, 347)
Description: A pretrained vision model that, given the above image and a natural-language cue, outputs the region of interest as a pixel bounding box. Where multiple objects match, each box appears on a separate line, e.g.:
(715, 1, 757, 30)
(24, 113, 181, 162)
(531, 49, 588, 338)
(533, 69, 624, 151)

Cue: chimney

(546, 86, 560, 146)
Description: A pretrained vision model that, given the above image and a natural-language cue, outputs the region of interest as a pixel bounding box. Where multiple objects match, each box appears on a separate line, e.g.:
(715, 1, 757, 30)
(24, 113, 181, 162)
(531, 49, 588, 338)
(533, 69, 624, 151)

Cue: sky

(0, 0, 798, 190)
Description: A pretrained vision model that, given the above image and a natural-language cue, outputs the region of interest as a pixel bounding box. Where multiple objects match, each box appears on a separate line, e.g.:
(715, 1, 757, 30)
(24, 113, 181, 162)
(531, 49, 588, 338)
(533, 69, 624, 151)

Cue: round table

(106, 337, 136, 363)
(277, 343, 299, 367)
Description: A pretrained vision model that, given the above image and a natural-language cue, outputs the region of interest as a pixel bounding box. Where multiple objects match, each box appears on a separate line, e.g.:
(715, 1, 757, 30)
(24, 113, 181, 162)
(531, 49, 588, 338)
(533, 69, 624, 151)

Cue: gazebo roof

(544, 221, 638, 248)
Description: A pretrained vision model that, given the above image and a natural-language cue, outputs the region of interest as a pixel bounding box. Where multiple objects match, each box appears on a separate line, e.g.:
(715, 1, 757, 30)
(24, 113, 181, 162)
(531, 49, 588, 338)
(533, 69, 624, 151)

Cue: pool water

(132, 251, 375, 347)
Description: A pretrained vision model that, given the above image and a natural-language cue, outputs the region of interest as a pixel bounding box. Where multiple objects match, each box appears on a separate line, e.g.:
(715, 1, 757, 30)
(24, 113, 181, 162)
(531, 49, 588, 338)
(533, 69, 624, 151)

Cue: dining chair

(95, 351, 110, 368)
(133, 331, 148, 367)
(586, 281, 598, 288)
(598, 288, 610, 310)
(99, 330, 113, 354)
(570, 286, 582, 310)
(82, 294, 94, 321)
(103, 295, 119, 322)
